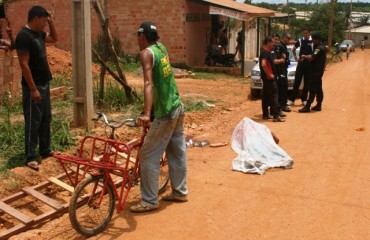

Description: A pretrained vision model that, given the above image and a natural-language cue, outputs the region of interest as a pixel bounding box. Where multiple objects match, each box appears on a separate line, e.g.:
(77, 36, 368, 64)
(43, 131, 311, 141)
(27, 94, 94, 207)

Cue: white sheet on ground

(231, 117, 293, 175)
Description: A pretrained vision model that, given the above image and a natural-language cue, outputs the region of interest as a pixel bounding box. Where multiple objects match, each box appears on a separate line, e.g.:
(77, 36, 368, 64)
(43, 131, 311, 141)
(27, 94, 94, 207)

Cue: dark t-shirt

(281, 42, 289, 70)
(15, 27, 52, 86)
(272, 43, 286, 76)
(295, 37, 314, 56)
(259, 47, 275, 81)
(311, 43, 327, 73)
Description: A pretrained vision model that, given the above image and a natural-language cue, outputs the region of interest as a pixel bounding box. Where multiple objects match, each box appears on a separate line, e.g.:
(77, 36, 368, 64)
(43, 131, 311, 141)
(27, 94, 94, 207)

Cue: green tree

(308, 2, 346, 45)
(359, 15, 370, 26)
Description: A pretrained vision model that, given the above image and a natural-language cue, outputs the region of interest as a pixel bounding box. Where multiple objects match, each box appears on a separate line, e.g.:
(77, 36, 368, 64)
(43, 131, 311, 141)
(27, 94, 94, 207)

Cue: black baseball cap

(137, 22, 158, 35)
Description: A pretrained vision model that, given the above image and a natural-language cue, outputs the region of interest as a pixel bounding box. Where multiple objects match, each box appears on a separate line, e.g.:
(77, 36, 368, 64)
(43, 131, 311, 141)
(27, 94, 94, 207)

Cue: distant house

(295, 11, 312, 21)
(349, 11, 370, 28)
(345, 25, 370, 46)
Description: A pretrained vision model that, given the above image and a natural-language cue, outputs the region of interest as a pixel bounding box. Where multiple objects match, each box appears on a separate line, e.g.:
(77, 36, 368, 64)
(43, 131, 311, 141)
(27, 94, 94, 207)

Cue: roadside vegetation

(0, 66, 225, 172)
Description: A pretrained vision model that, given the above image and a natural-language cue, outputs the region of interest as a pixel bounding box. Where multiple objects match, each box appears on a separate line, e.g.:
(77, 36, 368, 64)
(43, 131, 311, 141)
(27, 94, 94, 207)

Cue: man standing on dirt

(298, 33, 327, 113)
(15, 6, 58, 171)
(271, 33, 288, 117)
(280, 33, 292, 112)
(130, 22, 188, 213)
(287, 28, 313, 106)
(260, 36, 285, 122)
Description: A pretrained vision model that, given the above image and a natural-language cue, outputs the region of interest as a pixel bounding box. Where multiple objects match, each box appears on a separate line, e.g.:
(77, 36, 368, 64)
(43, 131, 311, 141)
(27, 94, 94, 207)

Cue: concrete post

(71, 0, 94, 131)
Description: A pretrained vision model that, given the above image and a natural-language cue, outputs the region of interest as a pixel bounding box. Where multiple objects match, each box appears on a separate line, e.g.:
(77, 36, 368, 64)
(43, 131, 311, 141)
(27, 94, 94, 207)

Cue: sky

(236, 0, 370, 3)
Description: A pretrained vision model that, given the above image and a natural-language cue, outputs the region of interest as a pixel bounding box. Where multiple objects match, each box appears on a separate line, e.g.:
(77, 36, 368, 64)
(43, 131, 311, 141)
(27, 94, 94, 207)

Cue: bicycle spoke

(70, 176, 115, 236)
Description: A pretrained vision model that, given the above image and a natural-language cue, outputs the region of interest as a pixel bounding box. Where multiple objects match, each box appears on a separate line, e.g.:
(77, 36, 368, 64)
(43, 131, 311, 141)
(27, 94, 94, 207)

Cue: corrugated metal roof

(345, 25, 370, 34)
(202, 0, 275, 17)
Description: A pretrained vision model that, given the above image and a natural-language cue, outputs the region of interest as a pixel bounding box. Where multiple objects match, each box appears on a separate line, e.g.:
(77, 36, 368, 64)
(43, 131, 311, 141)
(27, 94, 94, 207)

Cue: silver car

(250, 46, 303, 98)
(339, 40, 355, 52)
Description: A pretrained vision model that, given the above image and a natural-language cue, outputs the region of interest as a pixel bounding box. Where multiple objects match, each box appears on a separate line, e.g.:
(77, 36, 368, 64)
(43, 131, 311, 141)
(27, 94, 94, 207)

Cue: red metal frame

(53, 126, 148, 214)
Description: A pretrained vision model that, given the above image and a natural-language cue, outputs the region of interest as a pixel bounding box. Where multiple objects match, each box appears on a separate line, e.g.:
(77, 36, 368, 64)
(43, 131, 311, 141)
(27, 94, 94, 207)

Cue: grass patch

(187, 71, 246, 83)
(0, 86, 74, 172)
(183, 99, 213, 112)
(93, 81, 144, 115)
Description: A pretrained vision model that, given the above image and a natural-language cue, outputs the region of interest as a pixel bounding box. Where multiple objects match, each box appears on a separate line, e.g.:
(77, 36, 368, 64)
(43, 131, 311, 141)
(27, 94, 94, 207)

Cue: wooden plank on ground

(111, 148, 136, 164)
(22, 187, 63, 210)
(0, 201, 33, 224)
(33, 206, 68, 225)
(69, 165, 89, 176)
(48, 177, 74, 193)
(0, 223, 27, 240)
(1, 192, 27, 204)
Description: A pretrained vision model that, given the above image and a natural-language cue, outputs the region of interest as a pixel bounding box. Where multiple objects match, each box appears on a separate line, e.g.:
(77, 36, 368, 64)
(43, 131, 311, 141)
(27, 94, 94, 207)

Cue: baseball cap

(137, 22, 158, 35)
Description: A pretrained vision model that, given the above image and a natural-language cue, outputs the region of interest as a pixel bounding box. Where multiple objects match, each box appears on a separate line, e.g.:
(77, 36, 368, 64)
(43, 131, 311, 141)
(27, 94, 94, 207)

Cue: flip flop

(26, 161, 39, 171)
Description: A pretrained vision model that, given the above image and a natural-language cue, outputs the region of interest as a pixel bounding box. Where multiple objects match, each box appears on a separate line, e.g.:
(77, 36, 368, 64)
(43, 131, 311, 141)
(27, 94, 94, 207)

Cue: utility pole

(349, 0, 352, 39)
(287, 0, 290, 30)
(328, 0, 335, 50)
(71, 0, 94, 131)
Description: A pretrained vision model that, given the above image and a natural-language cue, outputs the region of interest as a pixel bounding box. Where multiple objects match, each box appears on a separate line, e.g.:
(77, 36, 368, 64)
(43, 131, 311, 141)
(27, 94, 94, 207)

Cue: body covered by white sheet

(231, 117, 293, 174)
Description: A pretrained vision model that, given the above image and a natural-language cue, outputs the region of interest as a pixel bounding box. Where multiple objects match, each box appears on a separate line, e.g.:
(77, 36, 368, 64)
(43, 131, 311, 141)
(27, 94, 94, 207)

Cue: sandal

(26, 161, 40, 171)
(130, 202, 159, 213)
(162, 193, 188, 202)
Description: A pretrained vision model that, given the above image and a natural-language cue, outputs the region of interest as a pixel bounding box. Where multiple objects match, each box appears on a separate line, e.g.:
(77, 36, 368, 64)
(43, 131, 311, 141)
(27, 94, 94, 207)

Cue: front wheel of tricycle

(69, 175, 115, 236)
(158, 155, 169, 194)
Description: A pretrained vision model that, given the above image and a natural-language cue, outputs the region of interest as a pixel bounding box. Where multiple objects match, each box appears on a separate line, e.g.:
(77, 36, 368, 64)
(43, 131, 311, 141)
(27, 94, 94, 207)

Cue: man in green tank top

(130, 22, 188, 213)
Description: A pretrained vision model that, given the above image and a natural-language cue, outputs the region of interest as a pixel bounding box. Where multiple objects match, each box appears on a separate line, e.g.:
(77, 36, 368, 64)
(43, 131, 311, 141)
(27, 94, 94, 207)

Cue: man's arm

(261, 58, 274, 80)
(273, 51, 285, 65)
(17, 52, 42, 102)
(137, 48, 154, 126)
(45, 12, 57, 43)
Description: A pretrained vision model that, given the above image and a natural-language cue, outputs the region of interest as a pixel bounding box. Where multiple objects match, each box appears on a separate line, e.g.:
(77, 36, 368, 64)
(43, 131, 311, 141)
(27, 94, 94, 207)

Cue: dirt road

(7, 49, 370, 240)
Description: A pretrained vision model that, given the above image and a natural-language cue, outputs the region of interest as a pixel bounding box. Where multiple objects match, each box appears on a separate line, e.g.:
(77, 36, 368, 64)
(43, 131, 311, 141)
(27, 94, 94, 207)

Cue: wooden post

(241, 21, 245, 76)
(328, 0, 335, 50)
(71, 0, 94, 130)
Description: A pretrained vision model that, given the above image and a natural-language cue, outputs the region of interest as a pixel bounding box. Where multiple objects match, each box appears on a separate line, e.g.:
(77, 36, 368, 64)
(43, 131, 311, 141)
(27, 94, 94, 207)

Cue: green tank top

(148, 42, 181, 118)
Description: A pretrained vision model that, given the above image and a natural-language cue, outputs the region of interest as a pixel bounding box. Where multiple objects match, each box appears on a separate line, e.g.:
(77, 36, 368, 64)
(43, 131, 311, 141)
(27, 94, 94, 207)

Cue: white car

(250, 46, 303, 98)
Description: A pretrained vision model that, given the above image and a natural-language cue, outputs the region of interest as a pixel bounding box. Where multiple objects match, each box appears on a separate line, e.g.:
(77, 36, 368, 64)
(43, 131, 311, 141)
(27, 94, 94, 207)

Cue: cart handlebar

(92, 112, 137, 129)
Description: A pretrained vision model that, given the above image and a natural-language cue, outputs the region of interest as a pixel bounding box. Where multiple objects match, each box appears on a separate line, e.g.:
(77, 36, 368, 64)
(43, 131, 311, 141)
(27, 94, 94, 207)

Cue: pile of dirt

(47, 46, 101, 77)
(47, 46, 73, 76)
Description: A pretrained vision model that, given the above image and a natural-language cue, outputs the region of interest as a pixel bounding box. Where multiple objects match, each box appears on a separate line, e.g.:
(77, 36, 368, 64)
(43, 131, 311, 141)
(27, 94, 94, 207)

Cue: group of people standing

(259, 28, 327, 122)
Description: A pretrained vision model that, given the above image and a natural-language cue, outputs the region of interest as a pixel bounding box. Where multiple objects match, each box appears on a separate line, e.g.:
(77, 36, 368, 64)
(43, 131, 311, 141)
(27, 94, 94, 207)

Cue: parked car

(250, 46, 303, 98)
(339, 40, 355, 52)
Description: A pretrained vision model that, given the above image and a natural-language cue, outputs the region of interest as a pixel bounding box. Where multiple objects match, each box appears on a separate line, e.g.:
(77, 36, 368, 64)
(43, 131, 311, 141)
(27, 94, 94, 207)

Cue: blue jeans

(138, 104, 188, 206)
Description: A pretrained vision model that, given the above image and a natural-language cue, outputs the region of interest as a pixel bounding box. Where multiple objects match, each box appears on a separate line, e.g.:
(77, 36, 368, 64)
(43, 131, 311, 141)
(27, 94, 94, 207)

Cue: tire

(251, 89, 261, 98)
(158, 154, 169, 194)
(69, 175, 115, 236)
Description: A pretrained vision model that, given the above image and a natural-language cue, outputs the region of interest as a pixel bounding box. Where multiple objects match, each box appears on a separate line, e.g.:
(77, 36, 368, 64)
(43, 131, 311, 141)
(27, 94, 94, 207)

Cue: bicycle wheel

(158, 154, 169, 194)
(69, 175, 115, 236)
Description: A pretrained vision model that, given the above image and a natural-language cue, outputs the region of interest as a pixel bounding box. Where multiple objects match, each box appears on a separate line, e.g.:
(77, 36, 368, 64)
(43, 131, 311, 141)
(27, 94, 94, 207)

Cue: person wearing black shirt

(298, 33, 327, 112)
(272, 33, 291, 115)
(259, 36, 285, 122)
(287, 28, 313, 106)
(15, 6, 58, 171)
(280, 33, 292, 112)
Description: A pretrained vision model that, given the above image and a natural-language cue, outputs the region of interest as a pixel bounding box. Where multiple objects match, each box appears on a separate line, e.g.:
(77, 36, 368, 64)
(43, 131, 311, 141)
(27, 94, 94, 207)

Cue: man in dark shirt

(272, 33, 291, 115)
(260, 36, 285, 122)
(280, 33, 292, 112)
(298, 33, 327, 112)
(287, 28, 313, 106)
(15, 6, 58, 170)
